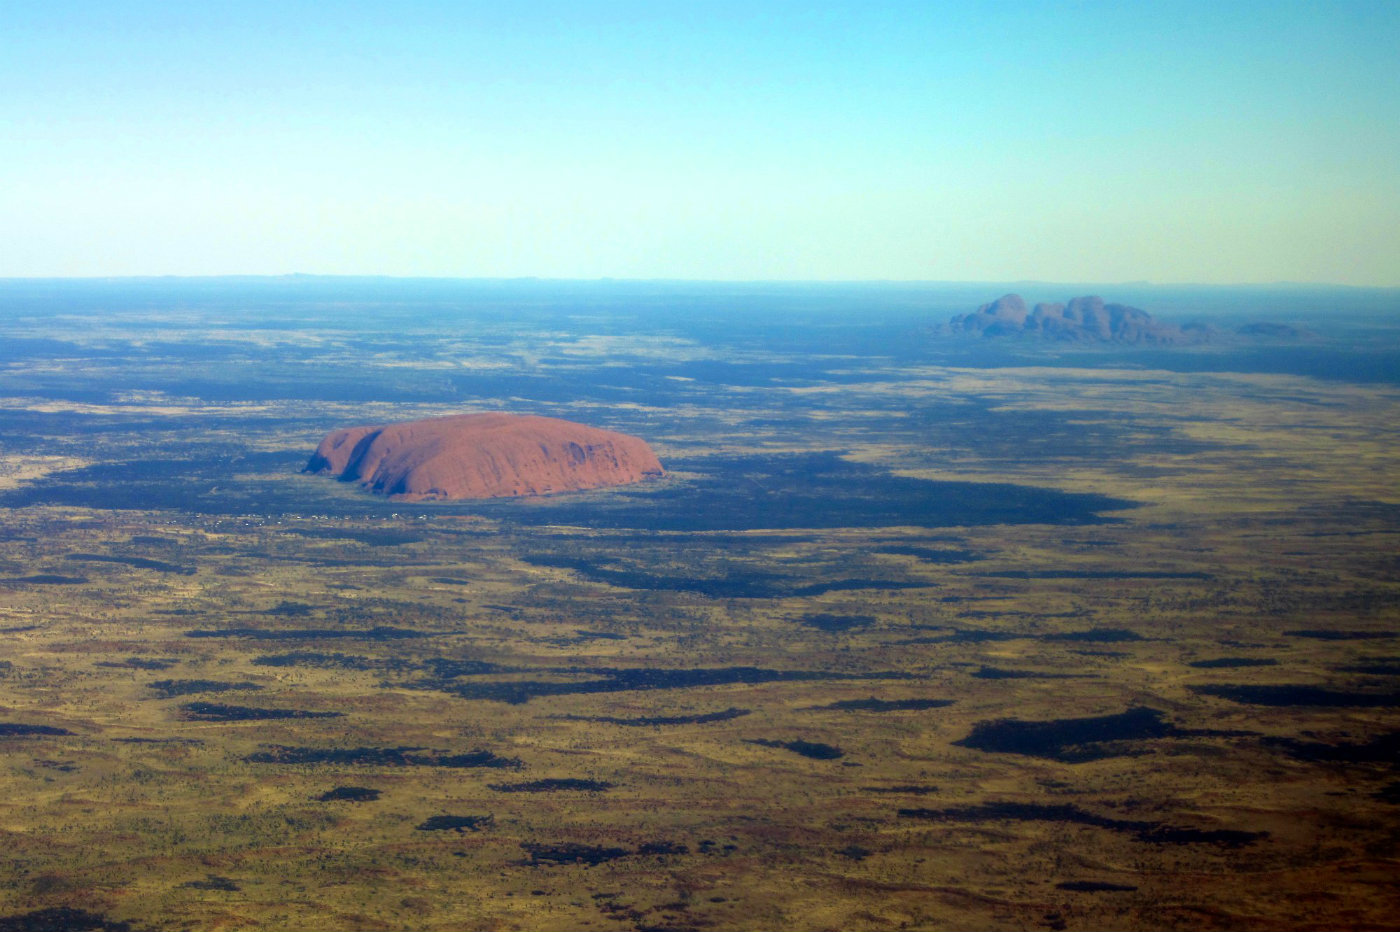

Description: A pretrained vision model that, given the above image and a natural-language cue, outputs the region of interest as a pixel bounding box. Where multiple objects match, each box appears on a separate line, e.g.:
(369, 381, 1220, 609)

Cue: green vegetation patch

(0, 723, 74, 737)
(185, 626, 429, 641)
(316, 786, 381, 802)
(65, 553, 194, 575)
(521, 843, 633, 867)
(558, 707, 751, 727)
(918, 628, 1023, 644)
(260, 601, 316, 616)
(876, 545, 982, 563)
(417, 814, 494, 832)
(518, 839, 691, 867)
(252, 651, 374, 670)
(954, 707, 1181, 763)
(181, 702, 344, 721)
(1189, 658, 1278, 669)
(0, 575, 87, 585)
(810, 697, 954, 712)
(799, 614, 875, 633)
(181, 875, 240, 891)
(97, 658, 179, 671)
(247, 745, 521, 768)
(748, 738, 844, 760)
(1286, 629, 1395, 641)
(488, 779, 614, 793)
(425, 665, 910, 705)
(1339, 662, 1400, 675)
(1043, 628, 1146, 643)
(978, 569, 1209, 580)
(1262, 731, 1400, 764)
(0, 908, 134, 932)
(282, 527, 426, 547)
(1190, 685, 1400, 707)
(150, 679, 262, 698)
(899, 801, 1265, 847)
(522, 553, 928, 599)
(972, 667, 1091, 680)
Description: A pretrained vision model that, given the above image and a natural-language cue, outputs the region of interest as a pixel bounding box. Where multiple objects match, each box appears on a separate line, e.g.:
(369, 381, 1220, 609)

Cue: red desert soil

(306, 412, 664, 501)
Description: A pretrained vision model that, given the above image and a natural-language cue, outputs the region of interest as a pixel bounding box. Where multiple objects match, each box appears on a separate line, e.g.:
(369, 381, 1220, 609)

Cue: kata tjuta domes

(305, 412, 664, 502)
(949, 294, 1211, 345)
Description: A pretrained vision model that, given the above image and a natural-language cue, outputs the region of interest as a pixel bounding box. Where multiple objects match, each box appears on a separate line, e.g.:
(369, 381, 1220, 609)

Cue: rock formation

(949, 294, 1206, 345)
(962, 294, 1031, 336)
(306, 413, 664, 501)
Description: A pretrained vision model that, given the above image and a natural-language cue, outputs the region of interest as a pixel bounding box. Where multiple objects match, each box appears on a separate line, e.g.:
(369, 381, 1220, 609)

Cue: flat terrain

(0, 279, 1397, 931)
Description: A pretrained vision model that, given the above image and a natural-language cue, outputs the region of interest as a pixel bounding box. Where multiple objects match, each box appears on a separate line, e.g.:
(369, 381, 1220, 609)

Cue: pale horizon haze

(2, 1, 1397, 286)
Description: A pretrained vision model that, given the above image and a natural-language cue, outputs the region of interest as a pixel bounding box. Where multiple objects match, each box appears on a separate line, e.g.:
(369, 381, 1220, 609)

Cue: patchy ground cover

(0, 281, 1396, 930)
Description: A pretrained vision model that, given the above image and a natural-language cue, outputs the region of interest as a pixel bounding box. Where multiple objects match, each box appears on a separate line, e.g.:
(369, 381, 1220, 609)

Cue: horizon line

(1, 273, 1397, 291)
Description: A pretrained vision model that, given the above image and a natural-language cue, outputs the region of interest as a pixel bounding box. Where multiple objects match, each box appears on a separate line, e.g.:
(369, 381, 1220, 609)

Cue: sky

(1, 1, 1397, 285)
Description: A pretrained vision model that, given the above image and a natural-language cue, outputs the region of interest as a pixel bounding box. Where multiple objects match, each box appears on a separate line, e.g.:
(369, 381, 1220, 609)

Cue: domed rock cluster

(950, 294, 1210, 344)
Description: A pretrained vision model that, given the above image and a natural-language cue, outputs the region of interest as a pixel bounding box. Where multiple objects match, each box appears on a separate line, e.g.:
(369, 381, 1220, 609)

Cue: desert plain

(0, 278, 1396, 931)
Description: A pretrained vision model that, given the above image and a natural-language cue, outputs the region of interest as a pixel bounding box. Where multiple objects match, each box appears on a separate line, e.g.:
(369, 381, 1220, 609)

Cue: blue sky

(2, 1, 1396, 284)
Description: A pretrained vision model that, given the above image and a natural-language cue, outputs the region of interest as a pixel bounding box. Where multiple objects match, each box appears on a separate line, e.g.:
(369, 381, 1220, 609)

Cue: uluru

(305, 412, 664, 502)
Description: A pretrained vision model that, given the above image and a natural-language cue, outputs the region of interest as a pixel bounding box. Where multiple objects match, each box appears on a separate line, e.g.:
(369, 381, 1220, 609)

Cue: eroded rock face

(306, 413, 664, 501)
(969, 294, 1030, 335)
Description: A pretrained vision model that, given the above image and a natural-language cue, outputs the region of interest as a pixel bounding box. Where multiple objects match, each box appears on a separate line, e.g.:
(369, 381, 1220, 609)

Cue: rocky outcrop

(964, 294, 1030, 336)
(950, 294, 1205, 345)
(306, 413, 664, 501)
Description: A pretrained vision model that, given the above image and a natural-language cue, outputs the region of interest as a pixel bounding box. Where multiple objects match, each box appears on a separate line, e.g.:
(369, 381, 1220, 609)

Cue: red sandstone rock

(306, 413, 664, 501)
